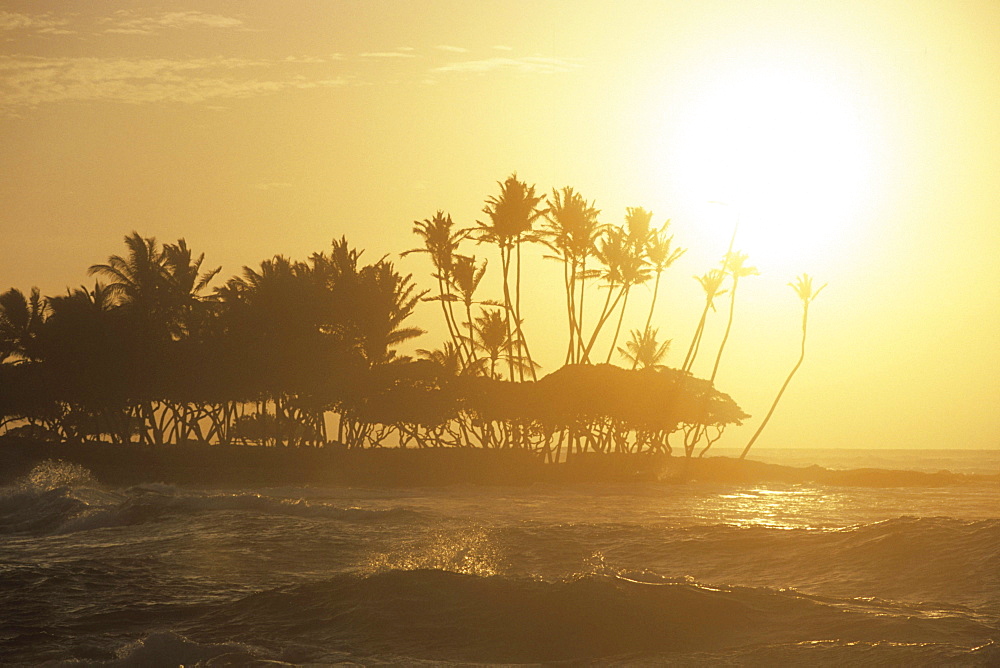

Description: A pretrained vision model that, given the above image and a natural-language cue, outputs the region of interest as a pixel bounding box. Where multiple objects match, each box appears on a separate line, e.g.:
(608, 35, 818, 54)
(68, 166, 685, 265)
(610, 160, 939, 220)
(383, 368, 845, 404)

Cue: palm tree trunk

(576, 257, 588, 362)
(739, 306, 810, 460)
(710, 279, 739, 382)
(682, 302, 712, 373)
(644, 273, 662, 333)
(563, 257, 576, 364)
(513, 240, 537, 380)
(465, 300, 477, 367)
(437, 275, 464, 364)
(640, 271, 664, 344)
(500, 247, 515, 381)
(580, 283, 622, 363)
(606, 287, 632, 363)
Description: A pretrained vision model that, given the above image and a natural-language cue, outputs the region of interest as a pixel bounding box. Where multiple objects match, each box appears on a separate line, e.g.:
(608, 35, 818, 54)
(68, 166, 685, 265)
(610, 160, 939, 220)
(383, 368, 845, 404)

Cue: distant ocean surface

(2, 449, 998, 665)
(719, 447, 1000, 475)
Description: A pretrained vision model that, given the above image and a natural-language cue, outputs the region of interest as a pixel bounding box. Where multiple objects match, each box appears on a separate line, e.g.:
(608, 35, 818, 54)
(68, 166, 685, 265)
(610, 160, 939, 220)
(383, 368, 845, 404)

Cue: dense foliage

(1, 177, 758, 457)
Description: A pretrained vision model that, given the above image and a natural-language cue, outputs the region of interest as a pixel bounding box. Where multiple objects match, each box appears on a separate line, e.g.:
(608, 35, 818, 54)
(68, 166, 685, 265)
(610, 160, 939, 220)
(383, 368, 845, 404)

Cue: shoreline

(1, 437, 998, 488)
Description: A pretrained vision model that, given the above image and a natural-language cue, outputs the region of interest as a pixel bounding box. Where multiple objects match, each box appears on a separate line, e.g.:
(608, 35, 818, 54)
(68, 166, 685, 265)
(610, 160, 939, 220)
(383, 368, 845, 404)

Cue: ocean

(1, 449, 998, 666)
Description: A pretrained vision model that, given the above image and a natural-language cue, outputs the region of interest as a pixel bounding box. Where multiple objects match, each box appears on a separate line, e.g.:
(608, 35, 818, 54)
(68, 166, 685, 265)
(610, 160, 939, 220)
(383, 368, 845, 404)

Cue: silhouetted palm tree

(709, 251, 758, 382)
(605, 208, 655, 362)
(88, 232, 169, 334)
(449, 254, 491, 371)
(162, 238, 221, 339)
(579, 218, 651, 364)
(0, 287, 44, 364)
(617, 326, 671, 370)
(466, 307, 535, 380)
(87, 233, 219, 345)
(682, 268, 727, 374)
(416, 341, 464, 377)
(539, 187, 604, 364)
(637, 223, 686, 368)
(352, 260, 425, 366)
(403, 212, 467, 361)
(467, 174, 544, 380)
(740, 274, 826, 459)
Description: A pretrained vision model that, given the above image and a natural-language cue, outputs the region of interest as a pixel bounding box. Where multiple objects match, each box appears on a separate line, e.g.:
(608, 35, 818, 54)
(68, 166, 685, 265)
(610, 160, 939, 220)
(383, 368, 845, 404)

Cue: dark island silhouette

(3, 173, 962, 488)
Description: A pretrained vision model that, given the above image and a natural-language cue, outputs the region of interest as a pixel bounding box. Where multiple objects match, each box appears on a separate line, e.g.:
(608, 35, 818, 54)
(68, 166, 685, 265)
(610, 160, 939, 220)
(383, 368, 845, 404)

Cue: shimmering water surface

(1, 450, 998, 665)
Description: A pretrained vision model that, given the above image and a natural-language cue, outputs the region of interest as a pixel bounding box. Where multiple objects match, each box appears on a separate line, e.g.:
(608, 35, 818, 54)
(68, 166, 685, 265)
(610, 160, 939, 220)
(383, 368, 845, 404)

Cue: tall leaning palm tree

(604, 208, 654, 363)
(639, 223, 686, 366)
(709, 251, 758, 382)
(467, 174, 545, 380)
(739, 274, 826, 460)
(681, 268, 727, 374)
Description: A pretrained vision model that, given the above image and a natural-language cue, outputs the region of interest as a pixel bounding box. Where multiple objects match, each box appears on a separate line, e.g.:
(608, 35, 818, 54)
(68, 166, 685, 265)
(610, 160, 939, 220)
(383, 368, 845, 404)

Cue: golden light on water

(718, 488, 834, 530)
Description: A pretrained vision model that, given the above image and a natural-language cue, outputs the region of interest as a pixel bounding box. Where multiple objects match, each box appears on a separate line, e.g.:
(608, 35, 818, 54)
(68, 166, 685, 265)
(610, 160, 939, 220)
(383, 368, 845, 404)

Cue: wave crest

(195, 569, 998, 664)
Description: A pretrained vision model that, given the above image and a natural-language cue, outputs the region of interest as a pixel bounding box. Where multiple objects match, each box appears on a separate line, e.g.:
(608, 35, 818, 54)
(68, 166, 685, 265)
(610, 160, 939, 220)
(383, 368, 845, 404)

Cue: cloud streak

(360, 51, 417, 59)
(0, 10, 74, 35)
(433, 56, 581, 75)
(0, 56, 345, 112)
(101, 10, 245, 35)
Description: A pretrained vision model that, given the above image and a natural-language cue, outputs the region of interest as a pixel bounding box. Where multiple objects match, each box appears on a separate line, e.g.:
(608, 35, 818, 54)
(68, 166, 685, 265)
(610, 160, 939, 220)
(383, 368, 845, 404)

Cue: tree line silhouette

(0, 174, 823, 460)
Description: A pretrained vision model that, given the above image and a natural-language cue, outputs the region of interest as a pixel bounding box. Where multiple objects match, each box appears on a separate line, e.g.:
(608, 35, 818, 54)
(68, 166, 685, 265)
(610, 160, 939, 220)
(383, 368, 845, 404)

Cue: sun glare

(660, 66, 874, 270)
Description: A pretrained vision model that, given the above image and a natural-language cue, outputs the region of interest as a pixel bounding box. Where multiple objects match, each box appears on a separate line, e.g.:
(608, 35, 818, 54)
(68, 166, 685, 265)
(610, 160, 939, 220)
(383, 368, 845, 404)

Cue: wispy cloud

(433, 56, 581, 75)
(435, 45, 468, 53)
(0, 10, 74, 35)
(360, 51, 417, 59)
(285, 54, 341, 64)
(101, 10, 245, 35)
(492, 45, 514, 51)
(0, 55, 346, 113)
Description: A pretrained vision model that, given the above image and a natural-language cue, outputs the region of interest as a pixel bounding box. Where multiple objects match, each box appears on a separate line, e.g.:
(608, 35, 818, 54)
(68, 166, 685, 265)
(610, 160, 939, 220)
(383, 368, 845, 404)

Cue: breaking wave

(0, 461, 422, 536)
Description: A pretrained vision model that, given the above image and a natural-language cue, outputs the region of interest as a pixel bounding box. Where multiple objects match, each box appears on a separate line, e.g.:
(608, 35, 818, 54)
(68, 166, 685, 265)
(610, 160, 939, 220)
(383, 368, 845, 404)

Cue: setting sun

(663, 64, 874, 270)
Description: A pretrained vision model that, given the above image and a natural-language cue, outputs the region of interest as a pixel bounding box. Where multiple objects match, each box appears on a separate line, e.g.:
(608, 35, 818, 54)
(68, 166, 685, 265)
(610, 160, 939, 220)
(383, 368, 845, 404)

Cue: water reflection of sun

(718, 487, 833, 530)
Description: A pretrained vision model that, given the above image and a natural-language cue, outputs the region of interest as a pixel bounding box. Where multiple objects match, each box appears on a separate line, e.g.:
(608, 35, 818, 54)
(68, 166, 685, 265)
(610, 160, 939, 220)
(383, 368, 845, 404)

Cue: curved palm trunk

(513, 240, 536, 380)
(637, 270, 664, 368)
(499, 246, 516, 380)
(682, 300, 713, 373)
(464, 299, 477, 367)
(563, 257, 576, 365)
(436, 274, 463, 361)
(605, 286, 632, 363)
(709, 278, 740, 382)
(739, 305, 811, 459)
(575, 257, 588, 363)
(580, 284, 621, 364)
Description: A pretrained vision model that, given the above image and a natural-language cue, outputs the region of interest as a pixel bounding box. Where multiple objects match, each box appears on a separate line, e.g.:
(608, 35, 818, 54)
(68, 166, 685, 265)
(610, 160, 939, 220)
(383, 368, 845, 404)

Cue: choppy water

(2, 451, 999, 666)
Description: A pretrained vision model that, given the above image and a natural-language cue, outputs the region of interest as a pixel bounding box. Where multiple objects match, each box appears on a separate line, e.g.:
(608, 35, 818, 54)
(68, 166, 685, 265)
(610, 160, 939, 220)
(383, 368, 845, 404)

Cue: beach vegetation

(0, 175, 829, 460)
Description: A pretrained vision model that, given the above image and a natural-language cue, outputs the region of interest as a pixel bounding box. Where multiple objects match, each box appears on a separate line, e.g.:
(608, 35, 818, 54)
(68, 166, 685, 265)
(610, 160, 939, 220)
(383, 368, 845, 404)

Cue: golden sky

(2, 0, 998, 450)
